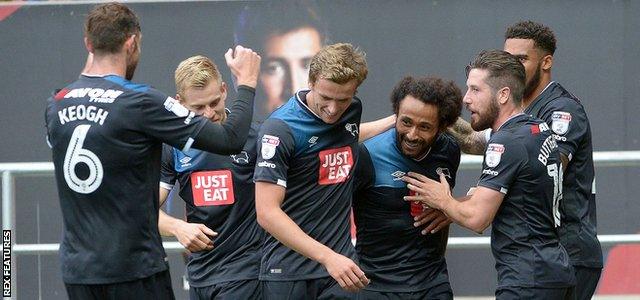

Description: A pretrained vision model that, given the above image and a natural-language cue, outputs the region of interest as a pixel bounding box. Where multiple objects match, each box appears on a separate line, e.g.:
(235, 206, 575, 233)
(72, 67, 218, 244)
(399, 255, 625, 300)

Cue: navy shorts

(189, 279, 260, 300)
(496, 286, 574, 300)
(65, 269, 174, 300)
(357, 281, 453, 300)
(570, 266, 601, 300)
(262, 277, 356, 300)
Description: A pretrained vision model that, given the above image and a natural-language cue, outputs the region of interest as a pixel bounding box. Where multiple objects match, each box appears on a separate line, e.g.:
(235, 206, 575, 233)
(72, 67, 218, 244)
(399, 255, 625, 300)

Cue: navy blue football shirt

(479, 114, 575, 288)
(524, 82, 602, 268)
(45, 74, 254, 284)
(160, 123, 262, 287)
(253, 90, 361, 281)
(353, 128, 460, 292)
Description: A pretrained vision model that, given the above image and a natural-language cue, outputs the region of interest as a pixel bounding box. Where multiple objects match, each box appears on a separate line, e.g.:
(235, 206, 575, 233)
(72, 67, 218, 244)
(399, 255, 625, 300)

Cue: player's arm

(255, 182, 370, 292)
(358, 115, 395, 142)
(446, 117, 487, 155)
(543, 99, 590, 174)
(191, 45, 261, 154)
(157, 186, 217, 252)
(560, 153, 569, 172)
(403, 173, 503, 234)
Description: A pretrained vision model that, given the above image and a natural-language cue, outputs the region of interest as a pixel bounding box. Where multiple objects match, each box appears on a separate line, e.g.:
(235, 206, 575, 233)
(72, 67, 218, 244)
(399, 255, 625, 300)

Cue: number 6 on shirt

(63, 124, 104, 194)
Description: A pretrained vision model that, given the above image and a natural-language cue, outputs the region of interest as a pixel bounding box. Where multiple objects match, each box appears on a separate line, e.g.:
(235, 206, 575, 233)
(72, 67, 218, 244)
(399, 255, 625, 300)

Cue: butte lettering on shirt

(318, 146, 353, 185)
(191, 170, 235, 206)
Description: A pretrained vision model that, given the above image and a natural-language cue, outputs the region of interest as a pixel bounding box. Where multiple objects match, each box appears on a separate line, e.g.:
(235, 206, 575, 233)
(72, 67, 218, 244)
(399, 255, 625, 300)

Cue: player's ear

(220, 81, 228, 99)
(541, 54, 553, 71)
(175, 93, 182, 102)
(498, 87, 510, 105)
(84, 37, 94, 53)
(124, 34, 136, 53)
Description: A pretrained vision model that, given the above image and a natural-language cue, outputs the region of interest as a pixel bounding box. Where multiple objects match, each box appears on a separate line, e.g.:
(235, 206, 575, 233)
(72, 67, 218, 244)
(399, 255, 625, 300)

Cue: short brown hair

(84, 2, 140, 54)
(308, 43, 368, 86)
(466, 50, 525, 106)
(174, 55, 222, 96)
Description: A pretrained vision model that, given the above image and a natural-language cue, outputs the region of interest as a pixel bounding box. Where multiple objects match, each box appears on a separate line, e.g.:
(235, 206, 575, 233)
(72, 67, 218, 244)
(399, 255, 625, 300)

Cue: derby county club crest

(261, 135, 280, 160)
(485, 143, 505, 168)
(551, 111, 572, 135)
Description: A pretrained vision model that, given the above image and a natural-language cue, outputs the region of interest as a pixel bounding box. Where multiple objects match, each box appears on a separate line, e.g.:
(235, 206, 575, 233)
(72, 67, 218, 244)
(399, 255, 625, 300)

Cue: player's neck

(522, 75, 552, 108)
(83, 53, 127, 78)
(492, 105, 523, 132)
(304, 90, 322, 117)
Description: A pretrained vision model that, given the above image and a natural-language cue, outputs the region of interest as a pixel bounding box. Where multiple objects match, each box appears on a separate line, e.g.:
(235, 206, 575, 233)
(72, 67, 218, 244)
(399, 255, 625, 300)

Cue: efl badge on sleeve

(485, 143, 505, 168)
(163, 97, 189, 117)
(261, 135, 280, 160)
(551, 111, 571, 135)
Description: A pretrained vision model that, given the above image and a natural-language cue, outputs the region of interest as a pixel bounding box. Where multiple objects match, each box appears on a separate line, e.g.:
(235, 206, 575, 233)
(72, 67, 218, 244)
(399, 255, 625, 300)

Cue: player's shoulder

(260, 117, 291, 133)
(102, 75, 170, 104)
(542, 83, 585, 113)
(363, 128, 394, 151)
(435, 132, 461, 156)
(248, 121, 262, 137)
(351, 95, 363, 109)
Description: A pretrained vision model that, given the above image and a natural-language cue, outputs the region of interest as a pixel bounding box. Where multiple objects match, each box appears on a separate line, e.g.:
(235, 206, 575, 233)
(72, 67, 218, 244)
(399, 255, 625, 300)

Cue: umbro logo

(391, 170, 405, 180)
(308, 136, 318, 147)
(179, 156, 192, 167)
(345, 123, 358, 137)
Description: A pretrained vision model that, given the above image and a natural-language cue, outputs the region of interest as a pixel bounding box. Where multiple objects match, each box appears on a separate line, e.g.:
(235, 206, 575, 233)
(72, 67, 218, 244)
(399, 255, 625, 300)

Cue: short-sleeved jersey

(45, 75, 210, 284)
(353, 128, 460, 292)
(524, 82, 602, 268)
(160, 122, 262, 287)
(253, 90, 361, 281)
(478, 114, 575, 288)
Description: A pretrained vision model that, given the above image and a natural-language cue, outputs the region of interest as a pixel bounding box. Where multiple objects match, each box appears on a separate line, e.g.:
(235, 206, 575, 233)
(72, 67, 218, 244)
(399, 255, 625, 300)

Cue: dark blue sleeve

(253, 118, 295, 187)
(354, 144, 375, 192)
(133, 88, 208, 151)
(477, 134, 526, 195)
(539, 98, 588, 160)
(160, 144, 177, 189)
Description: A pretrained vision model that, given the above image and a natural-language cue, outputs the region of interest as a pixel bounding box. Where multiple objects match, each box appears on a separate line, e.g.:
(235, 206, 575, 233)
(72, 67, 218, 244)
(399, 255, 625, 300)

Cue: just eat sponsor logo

(190, 170, 235, 206)
(318, 146, 353, 185)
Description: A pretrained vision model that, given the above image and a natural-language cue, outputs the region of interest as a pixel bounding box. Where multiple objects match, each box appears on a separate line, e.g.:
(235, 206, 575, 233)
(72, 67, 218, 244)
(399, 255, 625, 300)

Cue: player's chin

(321, 116, 339, 124)
(401, 146, 420, 158)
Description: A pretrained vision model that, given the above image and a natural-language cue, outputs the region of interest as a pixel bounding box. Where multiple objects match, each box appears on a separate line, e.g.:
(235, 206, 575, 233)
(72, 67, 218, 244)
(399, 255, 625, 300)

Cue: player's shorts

(496, 286, 574, 300)
(357, 281, 453, 300)
(570, 266, 601, 300)
(262, 277, 356, 300)
(65, 269, 174, 300)
(189, 279, 260, 300)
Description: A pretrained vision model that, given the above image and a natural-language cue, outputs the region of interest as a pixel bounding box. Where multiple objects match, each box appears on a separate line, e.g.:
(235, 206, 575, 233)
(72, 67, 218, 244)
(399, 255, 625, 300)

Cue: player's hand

(402, 172, 451, 210)
(174, 220, 217, 252)
(321, 252, 369, 292)
(414, 207, 452, 235)
(225, 45, 261, 89)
